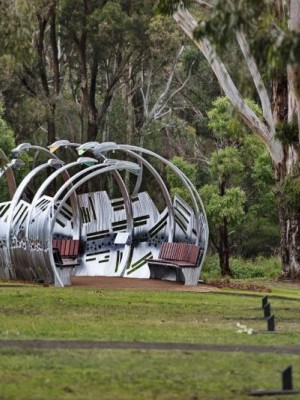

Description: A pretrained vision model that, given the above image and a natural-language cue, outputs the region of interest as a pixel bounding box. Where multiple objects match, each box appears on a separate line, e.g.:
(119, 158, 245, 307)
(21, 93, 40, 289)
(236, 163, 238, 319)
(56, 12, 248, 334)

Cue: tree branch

(149, 45, 185, 120)
(235, 30, 274, 132)
(173, 7, 283, 164)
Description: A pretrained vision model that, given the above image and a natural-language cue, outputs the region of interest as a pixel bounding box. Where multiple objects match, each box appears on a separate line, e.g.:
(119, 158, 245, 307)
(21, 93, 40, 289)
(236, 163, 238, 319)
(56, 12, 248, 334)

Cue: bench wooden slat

(188, 246, 200, 264)
(147, 242, 201, 286)
(61, 240, 67, 256)
(179, 243, 186, 260)
(52, 239, 80, 268)
(159, 243, 168, 259)
(73, 240, 79, 257)
(69, 240, 75, 256)
(173, 243, 179, 259)
(164, 243, 170, 259)
(65, 240, 71, 256)
(156, 242, 200, 265)
(170, 244, 176, 260)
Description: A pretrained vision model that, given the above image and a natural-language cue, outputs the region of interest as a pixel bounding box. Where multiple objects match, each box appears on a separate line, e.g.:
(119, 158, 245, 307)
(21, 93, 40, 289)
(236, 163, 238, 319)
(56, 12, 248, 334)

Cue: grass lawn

(0, 280, 299, 399)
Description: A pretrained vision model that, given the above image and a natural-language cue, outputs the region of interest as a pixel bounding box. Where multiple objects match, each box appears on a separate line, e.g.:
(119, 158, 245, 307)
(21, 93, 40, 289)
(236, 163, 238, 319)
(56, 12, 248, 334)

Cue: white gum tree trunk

(172, 2, 300, 278)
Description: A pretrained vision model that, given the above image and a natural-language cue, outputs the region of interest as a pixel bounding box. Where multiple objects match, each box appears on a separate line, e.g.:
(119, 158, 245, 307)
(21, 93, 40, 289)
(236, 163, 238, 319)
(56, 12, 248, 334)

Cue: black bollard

(262, 295, 268, 308)
(249, 365, 299, 396)
(263, 302, 271, 318)
(282, 366, 293, 391)
(267, 315, 275, 332)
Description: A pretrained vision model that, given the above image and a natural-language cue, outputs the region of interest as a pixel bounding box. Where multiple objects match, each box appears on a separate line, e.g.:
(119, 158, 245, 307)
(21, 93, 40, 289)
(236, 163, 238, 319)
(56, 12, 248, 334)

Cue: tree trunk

(87, 57, 99, 142)
(217, 181, 232, 276)
(47, 103, 56, 146)
(50, 7, 60, 96)
(36, 5, 59, 147)
(276, 155, 300, 279)
(218, 217, 232, 276)
(87, 113, 98, 142)
(277, 200, 300, 279)
(288, 0, 300, 139)
(273, 60, 300, 279)
(272, 75, 288, 124)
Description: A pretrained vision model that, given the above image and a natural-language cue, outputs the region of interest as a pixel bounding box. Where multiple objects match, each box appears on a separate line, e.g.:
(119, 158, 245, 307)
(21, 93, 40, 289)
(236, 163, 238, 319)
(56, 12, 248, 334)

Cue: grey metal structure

(0, 141, 209, 286)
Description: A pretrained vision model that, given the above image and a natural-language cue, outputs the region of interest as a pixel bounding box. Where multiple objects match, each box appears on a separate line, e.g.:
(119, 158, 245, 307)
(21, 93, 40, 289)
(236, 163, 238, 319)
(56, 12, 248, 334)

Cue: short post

(262, 295, 268, 308)
(263, 302, 271, 318)
(282, 366, 293, 391)
(267, 315, 275, 332)
(249, 365, 299, 396)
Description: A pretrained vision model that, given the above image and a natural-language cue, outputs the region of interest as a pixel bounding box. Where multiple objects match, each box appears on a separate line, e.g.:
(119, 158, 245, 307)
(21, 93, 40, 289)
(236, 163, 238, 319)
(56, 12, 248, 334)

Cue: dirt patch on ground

(0, 339, 300, 355)
(69, 277, 273, 293)
(207, 280, 272, 293)
(71, 276, 217, 293)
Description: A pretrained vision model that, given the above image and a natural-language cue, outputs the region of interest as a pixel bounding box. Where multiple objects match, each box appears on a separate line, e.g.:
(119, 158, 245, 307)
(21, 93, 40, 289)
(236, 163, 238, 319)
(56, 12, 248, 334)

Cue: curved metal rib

(5, 159, 64, 278)
(24, 158, 98, 277)
(121, 144, 209, 266)
(48, 161, 138, 286)
(96, 146, 175, 242)
(90, 142, 209, 271)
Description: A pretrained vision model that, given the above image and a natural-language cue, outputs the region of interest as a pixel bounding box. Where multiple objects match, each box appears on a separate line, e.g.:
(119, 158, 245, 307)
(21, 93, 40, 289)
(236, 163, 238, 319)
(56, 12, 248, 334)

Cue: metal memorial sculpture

(0, 141, 209, 287)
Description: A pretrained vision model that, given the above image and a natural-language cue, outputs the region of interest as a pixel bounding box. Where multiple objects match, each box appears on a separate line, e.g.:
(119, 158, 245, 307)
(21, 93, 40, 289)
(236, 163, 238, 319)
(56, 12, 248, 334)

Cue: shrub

(201, 255, 281, 280)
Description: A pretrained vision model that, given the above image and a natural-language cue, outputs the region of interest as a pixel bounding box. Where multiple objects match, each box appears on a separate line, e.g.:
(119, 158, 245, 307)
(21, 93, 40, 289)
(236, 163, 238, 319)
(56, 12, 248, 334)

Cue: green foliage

(0, 0, 208, 161)
(234, 216, 280, 258)
(191, 0, 300, 73)
(275, 122, 299, 145)
(230, 256, 281, 279)
(153, 0, 191, 16)
(168, 187, 189, 204)
(200, 185, 246, 227)
(196, 95, 280, 272)
(0, 102, 32, 202)
(250, 151, 277, 218)
(0, 107, 15, 165)
(0, 103, 16, 201)
(207, 97, 243, 140)
(148, 15, 182, 57)
(202, 96, 279, 260)
(210, 147, 244, 184)
(202, 254, 281, 280)
(239, 134, 266, 170)
(166, 156, 197, 203)
(0, 1, 33, 60)
(166, 156, 197, 187)
(181, 46, 222, 119)
(280, 176, 300, 213)
(193, 0, 268, 46)
(207, 97, 262, 141)
(255, 29, 300, 73)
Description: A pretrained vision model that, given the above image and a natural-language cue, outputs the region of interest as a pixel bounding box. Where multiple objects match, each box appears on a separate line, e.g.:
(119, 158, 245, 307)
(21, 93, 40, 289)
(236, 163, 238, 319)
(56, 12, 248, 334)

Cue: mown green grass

(0, 349, 300, 400)
(0, 281, 299, 399)
(0, 283, 299, 345)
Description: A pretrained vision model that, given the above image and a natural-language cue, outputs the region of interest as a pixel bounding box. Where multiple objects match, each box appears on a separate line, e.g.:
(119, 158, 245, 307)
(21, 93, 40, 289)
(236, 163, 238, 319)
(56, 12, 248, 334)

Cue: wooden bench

(52, 239, 80, 268)
(147, 242, 202, 286)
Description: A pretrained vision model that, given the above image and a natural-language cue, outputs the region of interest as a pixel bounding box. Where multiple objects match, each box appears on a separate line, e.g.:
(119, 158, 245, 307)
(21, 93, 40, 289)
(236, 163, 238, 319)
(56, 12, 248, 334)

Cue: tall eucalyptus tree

(156, 0, 300, 278)
(0, 0, 65, 145)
